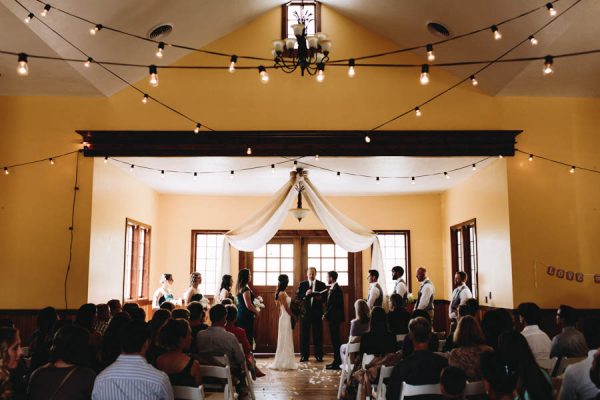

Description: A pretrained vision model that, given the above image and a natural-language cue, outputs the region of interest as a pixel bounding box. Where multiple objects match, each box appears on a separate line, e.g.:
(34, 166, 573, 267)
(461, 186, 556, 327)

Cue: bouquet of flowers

(253, 296, 265, 313)
(290, 298, 306, 330)
(406, 292, 415, 304)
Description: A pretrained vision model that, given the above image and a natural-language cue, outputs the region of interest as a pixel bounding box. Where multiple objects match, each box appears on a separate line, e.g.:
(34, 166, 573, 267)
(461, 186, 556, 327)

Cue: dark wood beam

(77, 130, 521, 157)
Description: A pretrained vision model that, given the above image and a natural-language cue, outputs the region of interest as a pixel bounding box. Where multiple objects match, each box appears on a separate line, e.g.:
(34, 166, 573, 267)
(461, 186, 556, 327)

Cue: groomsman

(366, 269, 383, 309)
(449, 271, 473, 325)
(414, 267, 435, 321)
(324, 271, 344, 370)
(296, 267, 327, 362)
(391, 266, 408, 299)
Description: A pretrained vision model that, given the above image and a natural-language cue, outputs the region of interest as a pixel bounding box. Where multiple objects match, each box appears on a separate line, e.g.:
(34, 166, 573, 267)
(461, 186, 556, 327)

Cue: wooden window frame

(374, 230, 412, 292)
(450, 219, 478, 298)
(190, 230, 227, 300)
(123, 218, 151, 305)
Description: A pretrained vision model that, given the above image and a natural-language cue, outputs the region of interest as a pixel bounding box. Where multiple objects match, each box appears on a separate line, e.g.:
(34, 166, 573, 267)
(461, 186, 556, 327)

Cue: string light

(229, 55, 237, 73)
(3, 167, 8, 175)
(546, 3, 557, 17)
(84, 57, 93, 68)
(543, 55, 554, 75)
(472, 164, 477, 171)
(444, 172, 450, 179)
(365, 135, 371, 144)
(104, 156, 108, 164)
(24, 12, 34, 23)
(426, 44, 435, 62)
(89, 24, 103, 36)
(529, 35, 539, 46)
(336, 171, 341, 180)
(271, 164, 275, 174)
(156, 42, 165, 59)
(376, 176, 380, 184)
(17, 53, 28, 76)
(258, 66, 269, 84)
(293, 161, 298, 166)
(160, 170, 165, 178)
(130, 164, 134, 172)
(498, 155, 503, 159)
(529, 154, 534, 161)
(470, 75, 479, 86)
(148, 65, 159, 87)
(316, 63, 325, 83)
(246, 147, 252, 155)
(40, 4, 51, 17)
(49, 158, 54, 165)
(411, 177, 415, 184)
(415, 107, 422, 117)
(491, 25, 502, 40)
(193, 172, 198, 180)
(348, 58, 356, 78)
(570, 166, 576, 173)
(315, 154, 319, 161)
(142, 94, 149, 104)
(420, 64, 430, 85)
(230, 170, 235, 179)
(194, 123, 201, 134)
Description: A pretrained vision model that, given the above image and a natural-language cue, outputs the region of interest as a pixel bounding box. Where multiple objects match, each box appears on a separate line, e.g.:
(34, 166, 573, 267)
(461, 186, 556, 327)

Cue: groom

(296, 267, 327, 362)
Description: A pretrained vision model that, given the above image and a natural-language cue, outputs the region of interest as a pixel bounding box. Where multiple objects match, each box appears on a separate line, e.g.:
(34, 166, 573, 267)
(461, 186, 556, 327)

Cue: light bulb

(17, 53, 28, 76)
(498, 155, 503, 159)
(543, 55, 554, 75)
(529, 35, 538, 46)
(470, 75, 478, 86)
(156, 42, 164, 59)
(246, 147, 252, 155)
(365, 135, 371, 144)
(529, 154, 534, 161)
(41, 4, 50, 17)
(104, 156, 108, 164)
(420, 64, 430, 85)
(376, 177, 380, 184)
(90, 24, 102, 36)
(491, 25, 502, 40)
(411, 177, 415, 185)
(316, 68, 325, 83)
(230, 170, 234, 179)
(569, 166, 575, 174)
(271, 164, 275, 174)
(444, 172, 450, 179)
(84, 57, 92, 68)
(49, 158, 54, 165)
(546, 3, 557, 16)
(194, 123, 201, 134)
(130, 165, 134, 172)
(161, 170, 165, 178)
(315, 154, 319, 161)
(193, 172, 198, 180)
(24, 13, 34, 23)
(336, 171, 341, 180)
(415, 107, 422, 117)
(426, 44, 435, 62)
(229, 55, 237, 73)
(472, 164, 477, 171)
(3, 167, 8, 175)
(348, 59, 356, 78)
(149, 65, 159, 87)
(142, 94, 149, 104)
(258, 66, 269, 84)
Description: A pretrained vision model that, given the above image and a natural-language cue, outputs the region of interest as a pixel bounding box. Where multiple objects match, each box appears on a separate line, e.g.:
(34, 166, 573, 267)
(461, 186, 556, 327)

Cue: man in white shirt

(449, 271, 473, 323)
(391, 266, 408, 299)
(366, 269, 383, 309)
(517, 302, 551, 363)
(414, 267, 435, 321)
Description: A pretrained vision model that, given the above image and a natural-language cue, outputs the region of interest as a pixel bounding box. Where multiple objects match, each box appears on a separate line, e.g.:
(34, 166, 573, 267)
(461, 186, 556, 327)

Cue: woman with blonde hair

(0, 327, 24, 399)
(182, 272, 203, 305)
(339, 299, 371, 362)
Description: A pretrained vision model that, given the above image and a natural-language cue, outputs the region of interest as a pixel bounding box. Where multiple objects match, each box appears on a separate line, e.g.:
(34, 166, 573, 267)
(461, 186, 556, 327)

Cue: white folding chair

(357, 354, 376, 399)
(197, 354, 236, 400)
(399, 382, 442, 399)
(237, 343, 255, 400)
(373, 365, 393, 400)
(395, 334, 406, 343)
(552, 356, 587, 377)
(337, 342, 361, 399)
(173, 385, 205, 400)
(463, 381, 485, 398)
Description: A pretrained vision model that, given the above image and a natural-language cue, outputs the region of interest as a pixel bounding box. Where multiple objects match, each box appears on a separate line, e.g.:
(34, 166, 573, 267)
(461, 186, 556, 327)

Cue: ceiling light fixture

(546, 3, 557, 17)
(491, 25, 502, 40)
(89, 24, 103, 35)
(40, 4, 51, 17)
(420, 64, 430, 85)
(529, 35, 538, 46)
(348, 59, 356, 77)
(426, 44, 435, 61)
(543, 55, 554, 75)
(229, 55, 237, 73)
(156, 42, 165, 58)
(17, 53, 28, 76)
(24, 13, 34, 23)
(149, 65, 159, 87)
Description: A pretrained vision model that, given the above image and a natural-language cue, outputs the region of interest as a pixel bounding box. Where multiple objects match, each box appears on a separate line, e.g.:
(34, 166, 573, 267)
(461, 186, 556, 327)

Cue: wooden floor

(253, 355, 341, 400)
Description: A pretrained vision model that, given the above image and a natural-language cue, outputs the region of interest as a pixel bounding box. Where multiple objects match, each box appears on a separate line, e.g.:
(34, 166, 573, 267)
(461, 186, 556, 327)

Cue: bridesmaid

(219, 275, 235, 303)
(182, 272, 203, 305)
(236, 269, 260, 347)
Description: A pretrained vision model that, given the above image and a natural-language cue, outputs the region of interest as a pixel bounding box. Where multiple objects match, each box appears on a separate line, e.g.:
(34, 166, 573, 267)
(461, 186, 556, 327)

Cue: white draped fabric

(219, 171, 387, 305)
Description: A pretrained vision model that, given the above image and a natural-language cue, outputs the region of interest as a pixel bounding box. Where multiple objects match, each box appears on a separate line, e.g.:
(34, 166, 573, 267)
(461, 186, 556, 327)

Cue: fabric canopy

(220, 170, 387, 303)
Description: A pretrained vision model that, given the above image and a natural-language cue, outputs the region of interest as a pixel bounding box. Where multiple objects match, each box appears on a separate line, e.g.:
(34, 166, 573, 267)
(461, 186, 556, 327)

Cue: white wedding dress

(268, 293, 298, 370)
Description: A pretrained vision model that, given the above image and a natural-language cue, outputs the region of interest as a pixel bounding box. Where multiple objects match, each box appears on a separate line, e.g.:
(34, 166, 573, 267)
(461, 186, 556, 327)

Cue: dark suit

(325, 283, 345, 365)
(296, 279, 327, 359)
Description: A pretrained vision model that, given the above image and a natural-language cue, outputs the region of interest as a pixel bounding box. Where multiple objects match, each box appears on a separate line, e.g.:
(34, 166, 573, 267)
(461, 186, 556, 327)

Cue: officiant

(296, 267, 327, 362)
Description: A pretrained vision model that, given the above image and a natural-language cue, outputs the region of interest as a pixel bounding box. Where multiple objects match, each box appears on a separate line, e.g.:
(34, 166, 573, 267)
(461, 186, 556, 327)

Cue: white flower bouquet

(406, 292, 415, 304)
(253, 296, 265, 313)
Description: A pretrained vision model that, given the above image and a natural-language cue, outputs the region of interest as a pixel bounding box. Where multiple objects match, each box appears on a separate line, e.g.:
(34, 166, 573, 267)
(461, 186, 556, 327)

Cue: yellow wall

(1, 5, 599, 309)
(442, 159, 514, 309)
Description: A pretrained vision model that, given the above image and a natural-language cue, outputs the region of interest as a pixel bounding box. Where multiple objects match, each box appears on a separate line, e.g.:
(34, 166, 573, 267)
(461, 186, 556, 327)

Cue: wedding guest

(93, 304, 111, 335)
(221, 298, 233, 305)
(442, 303, 477, 352)
(448, 271, 473, 329)
(440, 367, 466, 399)
(359, 307, 396, 357)
(386, 317, 448, 400)
(122, 303, 139, 317)
(324, 271, 345, 370)
(225, 305, 264, 379)
(160, 302, 175, 312)
(75, 303, 102, 369)
(219, 274, 235, 303)
(590, 349, 600, 393)
(155, 319, 201, 387)
(146, 309, 171, 365)
(496, 331, 552, 400)
(92, 320, 173, 400)
(559, 317, 600, 400)
(29, 306, 58, 372)
(130, 307, 146, 323)
(391, 266, 407, 299)
(0, 327, 24, 400)
(171, 309, 189, 320)
(152, 273, 176, 310)
(517, 302, 551, 363)
(414, 267, 435, 321)
(182, 272, 203, 305)
(448, 315, 493, 380)
(100, 312, 131, 370)
(339, 299, 370, 362)
(28, 325, 97, 400)
(237, 268, 260, 347)
(188, 302, 208, 337)
(387, 293, 410, 335)
(402, 310, 439, 357)
(550, 304, 588, 358)
(481, 308, 513, 349)
(366, 270, 383, 309)
(480, 351, 518, 400)
(107, 299, 122, 317)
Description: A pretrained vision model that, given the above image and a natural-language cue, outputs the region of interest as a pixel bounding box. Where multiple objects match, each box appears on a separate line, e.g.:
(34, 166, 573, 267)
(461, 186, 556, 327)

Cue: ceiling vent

(427, 22, 451, 38)
(148, 23, 173, 40)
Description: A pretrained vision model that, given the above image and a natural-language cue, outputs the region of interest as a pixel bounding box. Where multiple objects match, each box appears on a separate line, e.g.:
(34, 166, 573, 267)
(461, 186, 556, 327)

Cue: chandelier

(271, 5, 331, 81)
(289, 168, 311, 222)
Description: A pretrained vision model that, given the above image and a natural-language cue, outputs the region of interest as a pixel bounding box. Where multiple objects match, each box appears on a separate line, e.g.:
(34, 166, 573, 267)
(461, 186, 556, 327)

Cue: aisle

(253, 356, 341, 399)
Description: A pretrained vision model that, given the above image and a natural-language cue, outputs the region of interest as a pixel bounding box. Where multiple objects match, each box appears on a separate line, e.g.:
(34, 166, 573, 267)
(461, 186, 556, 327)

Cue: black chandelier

(271, 5, 331, 80)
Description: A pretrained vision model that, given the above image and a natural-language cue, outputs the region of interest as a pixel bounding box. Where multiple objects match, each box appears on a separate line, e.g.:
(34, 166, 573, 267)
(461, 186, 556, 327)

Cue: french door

(239, 231, 362, 353)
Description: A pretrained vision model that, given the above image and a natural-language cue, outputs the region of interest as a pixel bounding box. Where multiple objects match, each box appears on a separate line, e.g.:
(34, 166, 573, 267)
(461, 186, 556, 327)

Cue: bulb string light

(515, 149, 600, 174)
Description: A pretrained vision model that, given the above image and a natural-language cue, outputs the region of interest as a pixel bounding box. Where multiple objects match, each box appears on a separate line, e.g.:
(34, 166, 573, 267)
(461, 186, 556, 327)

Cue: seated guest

(221, 298, 234, 305)
(387, 294, 410, 335)
(188, 302, 208, 354)
(29, 306, 58, 372)
(172, 308, 190, 320)
(340, 299, 370, 362)
(590, 349, 600, 394)
(402, 310, 439, 357)
(225, 305, 265, 379)
(559, 317, 600, 400)
(130, 307, 146, 323)
(481, 308, 513, 350)
(160, 302, 176, 313)
(107, 299, 122, 317)
(122, 302, 139, 317)
(440, 367, 466, 399)
(442, 303, 477, 352)
(517, 302, 551, 363)
(386, 317, 448, 400)
(92, 320, 173, 400)
(93, 304, 111, 335)
(496, 331, 552, 400)
(359, 307, 397, 357)
(480, 351, 518, 400)
(28, 325, 97, 400)
(100, 312, 131, 369)
(0, 327, 25, 400)
(75, 303, 102, 369)
(550, 304, 588, 358)
(146, 309, 171, 365)
(448, 316, 493, 380)
(155, 319, 201, 387)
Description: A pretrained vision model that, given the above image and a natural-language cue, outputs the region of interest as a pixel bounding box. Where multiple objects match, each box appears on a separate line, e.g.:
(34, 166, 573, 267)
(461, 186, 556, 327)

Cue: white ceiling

(1, 0, 599, 97)
(106, 156, 495, 196)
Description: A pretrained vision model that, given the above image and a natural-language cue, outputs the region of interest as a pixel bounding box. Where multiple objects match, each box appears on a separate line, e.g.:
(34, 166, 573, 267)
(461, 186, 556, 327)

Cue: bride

(268, 274, 298, 370)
